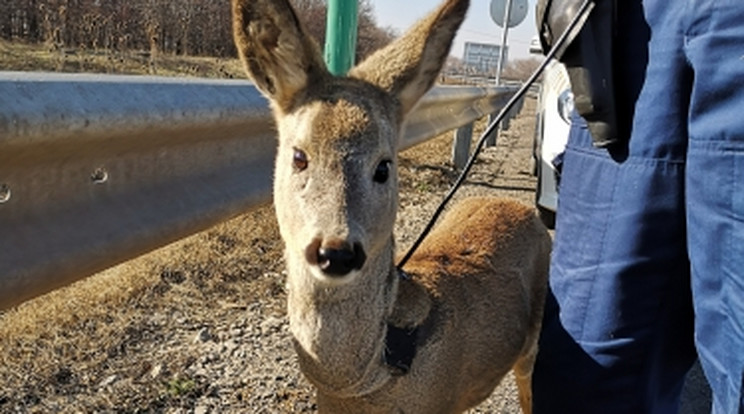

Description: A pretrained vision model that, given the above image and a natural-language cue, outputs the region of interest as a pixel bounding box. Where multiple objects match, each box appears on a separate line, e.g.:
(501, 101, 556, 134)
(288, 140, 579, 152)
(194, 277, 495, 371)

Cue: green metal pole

(324, 0, 358, 76)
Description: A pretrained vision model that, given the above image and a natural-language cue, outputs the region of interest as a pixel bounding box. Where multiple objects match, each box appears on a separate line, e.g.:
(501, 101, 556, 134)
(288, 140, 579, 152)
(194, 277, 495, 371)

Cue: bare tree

(501, 58, 543, 82)
(1, 0, 394, 60)
(356, 0, 396, 61)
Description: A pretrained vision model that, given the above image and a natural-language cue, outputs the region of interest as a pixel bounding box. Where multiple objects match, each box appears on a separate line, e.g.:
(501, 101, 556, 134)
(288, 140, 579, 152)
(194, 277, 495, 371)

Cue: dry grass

(0, 39, 245, 78)
(0, 204, 288, 411)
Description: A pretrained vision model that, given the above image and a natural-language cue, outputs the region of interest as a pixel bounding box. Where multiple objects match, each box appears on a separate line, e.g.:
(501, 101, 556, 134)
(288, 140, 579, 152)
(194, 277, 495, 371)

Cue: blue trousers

(533, 1, 744, 413)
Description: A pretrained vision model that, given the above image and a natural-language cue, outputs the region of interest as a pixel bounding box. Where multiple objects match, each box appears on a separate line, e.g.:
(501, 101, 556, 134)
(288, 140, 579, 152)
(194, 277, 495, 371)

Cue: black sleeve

(536, 0, 623, 147)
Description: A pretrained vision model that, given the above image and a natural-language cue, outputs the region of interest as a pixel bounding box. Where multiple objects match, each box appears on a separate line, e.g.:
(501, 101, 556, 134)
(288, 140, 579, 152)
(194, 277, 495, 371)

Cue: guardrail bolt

(0, 184, 10, 203)
(90, 168, 109, 184)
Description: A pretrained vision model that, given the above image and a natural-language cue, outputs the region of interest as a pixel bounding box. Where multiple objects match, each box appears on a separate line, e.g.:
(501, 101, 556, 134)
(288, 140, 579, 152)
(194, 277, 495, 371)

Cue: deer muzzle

(306, 238, 366, 277)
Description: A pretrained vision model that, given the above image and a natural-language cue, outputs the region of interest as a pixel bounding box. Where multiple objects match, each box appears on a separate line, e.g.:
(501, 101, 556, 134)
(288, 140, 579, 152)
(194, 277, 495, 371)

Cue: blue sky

(368, 0, 539, 60)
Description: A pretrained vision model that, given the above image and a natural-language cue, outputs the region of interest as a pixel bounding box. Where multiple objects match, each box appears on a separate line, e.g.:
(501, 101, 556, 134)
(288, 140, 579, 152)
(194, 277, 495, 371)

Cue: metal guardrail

(401, 84, 515, 150)
(0, 72, 518, 310)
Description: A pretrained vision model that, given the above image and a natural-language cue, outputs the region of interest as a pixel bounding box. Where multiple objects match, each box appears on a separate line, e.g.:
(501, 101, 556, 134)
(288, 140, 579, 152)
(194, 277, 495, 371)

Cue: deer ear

(232, 0, 329, 113)
(349, 0, 469, 115)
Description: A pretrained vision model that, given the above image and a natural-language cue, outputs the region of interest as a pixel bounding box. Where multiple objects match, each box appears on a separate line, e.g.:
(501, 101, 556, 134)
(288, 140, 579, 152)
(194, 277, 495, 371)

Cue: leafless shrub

(501, 57, 543, 82)
(1, 0, 395, 61)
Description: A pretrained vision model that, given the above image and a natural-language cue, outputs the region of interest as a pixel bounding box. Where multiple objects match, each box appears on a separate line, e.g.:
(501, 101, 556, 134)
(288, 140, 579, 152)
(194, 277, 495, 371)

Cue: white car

(531, 38, 573, 229)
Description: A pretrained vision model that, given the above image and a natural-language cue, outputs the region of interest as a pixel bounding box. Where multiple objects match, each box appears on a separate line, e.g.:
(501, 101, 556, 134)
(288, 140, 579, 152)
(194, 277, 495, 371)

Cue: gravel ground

(0, 96, 710, 413)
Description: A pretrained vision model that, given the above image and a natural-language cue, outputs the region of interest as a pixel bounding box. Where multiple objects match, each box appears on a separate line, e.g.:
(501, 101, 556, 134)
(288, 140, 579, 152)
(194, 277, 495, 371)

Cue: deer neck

(285, 237, 399, 397)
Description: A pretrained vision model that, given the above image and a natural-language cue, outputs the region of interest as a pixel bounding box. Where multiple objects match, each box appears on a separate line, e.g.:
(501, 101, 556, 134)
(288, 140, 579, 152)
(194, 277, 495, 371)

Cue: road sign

(490, 0, 528, 28)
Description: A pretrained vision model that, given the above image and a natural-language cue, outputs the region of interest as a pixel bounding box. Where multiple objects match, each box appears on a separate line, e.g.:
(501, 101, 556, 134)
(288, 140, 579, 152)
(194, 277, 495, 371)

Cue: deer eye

(293, 148, 308, 171)
(373, 160, 392, 184)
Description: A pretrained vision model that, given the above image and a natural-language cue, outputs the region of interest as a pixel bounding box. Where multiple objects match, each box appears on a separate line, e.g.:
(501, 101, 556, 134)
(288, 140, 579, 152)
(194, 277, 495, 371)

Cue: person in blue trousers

(532, 0, 744, 413)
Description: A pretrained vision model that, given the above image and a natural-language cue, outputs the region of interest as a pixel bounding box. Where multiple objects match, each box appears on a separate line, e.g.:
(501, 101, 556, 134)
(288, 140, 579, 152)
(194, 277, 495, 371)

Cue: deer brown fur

(232, 0, 551, 412)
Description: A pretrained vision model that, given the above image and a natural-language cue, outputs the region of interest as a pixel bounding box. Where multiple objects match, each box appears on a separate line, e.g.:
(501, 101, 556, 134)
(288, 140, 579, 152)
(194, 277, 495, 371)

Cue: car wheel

(531, 107, 544, 177)
(537, 204, 556, 230)
(535, 161, 556, 229)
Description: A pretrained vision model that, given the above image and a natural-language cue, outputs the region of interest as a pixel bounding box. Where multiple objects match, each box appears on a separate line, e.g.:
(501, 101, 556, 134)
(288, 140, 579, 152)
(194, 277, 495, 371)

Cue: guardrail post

(324, 0, 358, 76)
(501, 94, 523, 132)
(516, 94, 526, 112)
(485, 113, 499, 147)
(452, 122, 474, 170)
(502, 111, 512, 131)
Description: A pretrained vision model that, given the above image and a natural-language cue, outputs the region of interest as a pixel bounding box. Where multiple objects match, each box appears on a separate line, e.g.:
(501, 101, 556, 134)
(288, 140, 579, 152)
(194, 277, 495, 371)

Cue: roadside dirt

(0, 97, 538, 413)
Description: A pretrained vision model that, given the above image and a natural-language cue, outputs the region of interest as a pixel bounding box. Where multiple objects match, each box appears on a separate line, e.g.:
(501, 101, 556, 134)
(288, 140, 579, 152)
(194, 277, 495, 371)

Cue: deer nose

(309, 239, 366, 277)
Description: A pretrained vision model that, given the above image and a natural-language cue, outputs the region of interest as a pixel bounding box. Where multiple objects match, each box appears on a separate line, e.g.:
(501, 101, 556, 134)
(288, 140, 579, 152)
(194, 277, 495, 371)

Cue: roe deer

(232, 0, 551, 412)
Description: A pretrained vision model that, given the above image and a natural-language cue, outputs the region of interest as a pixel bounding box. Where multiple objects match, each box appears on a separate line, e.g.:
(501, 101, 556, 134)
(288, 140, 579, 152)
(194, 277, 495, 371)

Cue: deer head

(233, 0, 469, 287)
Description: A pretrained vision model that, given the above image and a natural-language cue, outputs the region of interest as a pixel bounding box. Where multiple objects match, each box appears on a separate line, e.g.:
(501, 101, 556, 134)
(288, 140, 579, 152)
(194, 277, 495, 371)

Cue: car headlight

(557, 89, 574, 125)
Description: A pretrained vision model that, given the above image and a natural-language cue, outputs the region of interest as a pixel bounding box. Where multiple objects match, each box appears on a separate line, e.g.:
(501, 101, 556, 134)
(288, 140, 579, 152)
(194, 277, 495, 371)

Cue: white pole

(494, 0, 513, 85)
